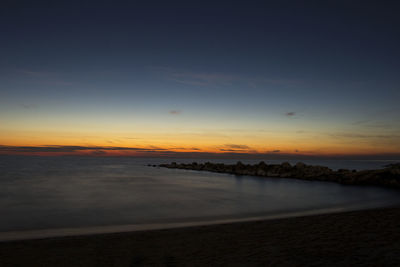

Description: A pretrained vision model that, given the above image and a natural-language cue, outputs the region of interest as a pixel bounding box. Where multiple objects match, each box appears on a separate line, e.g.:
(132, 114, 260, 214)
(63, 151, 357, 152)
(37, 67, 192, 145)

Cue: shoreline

(0, 202, 397, 243)
(1, 205, 400, 266)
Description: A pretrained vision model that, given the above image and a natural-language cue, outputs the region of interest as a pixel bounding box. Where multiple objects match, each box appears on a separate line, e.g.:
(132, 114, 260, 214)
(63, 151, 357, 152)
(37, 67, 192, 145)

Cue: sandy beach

(0, 206, 399, 266)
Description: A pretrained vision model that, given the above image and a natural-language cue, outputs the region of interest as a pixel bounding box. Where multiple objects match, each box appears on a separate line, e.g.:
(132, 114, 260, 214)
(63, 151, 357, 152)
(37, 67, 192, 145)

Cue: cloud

(148, 145, 166, 150)
(19, 70, 51, 77)
(329, 133, 400, 139)
(285, 112, 296, 117)
(271, 150, 281, 153)
(17, 69, 73, 86)
(219, 144, 254, 153)
(21, 104, 37, 109)
(352, 119, 394, 129)
(152, 67, 236, 87)
(169, 110, 182, 115)
(263, 79, 304, 85)
(151, 66, 304, 89)
(351, 108, 400, 127)
(0, 145, 167, 153)
(171, 147, 201, 151)
(224, 144, 250, 149)
(171, 72, 235, 86)
(220, 149, 238, 152)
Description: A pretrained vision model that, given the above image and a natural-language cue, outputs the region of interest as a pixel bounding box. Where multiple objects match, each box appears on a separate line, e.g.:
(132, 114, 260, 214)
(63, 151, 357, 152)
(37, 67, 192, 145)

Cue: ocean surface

(0, 156, 400, 237)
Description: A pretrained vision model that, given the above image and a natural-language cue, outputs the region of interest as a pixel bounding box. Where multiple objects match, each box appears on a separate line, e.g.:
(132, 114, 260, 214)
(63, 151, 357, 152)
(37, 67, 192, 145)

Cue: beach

(1, 206, 399, 266)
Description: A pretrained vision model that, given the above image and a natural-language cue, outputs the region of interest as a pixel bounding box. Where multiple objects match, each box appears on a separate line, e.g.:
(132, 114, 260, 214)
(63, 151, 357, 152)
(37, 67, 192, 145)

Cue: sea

(0, 155, 400, 240)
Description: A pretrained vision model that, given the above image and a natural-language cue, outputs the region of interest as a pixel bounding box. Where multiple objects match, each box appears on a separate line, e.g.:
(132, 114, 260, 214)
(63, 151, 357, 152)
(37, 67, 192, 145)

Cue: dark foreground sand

(1, 207, 400, 267)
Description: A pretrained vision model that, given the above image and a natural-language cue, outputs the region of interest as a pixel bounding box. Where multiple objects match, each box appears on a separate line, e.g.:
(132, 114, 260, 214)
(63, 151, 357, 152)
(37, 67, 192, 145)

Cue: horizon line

(0, 145, 399, 160)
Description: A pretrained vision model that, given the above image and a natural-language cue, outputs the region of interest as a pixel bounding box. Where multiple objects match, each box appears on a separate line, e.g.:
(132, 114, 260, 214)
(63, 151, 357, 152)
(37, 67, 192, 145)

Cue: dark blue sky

(1, 1, 400, 156)
(2, 1, 399, 74)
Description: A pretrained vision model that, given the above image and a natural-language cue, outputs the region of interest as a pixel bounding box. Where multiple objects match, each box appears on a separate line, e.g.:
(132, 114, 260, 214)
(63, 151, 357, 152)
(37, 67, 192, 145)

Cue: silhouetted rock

(157, 161, 400, 189)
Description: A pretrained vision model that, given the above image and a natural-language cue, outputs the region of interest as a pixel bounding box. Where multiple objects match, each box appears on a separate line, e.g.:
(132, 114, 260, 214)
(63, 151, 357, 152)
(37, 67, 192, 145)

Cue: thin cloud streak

(169, 110, 182, 115)
(152, 67, 303, 88)
(285, 112, 296, 117)
(224, 144, 250, 149)
(18, 70, 52, 77)
(17, 69, 73, 86)
(0, 145, 167, 153)
(329, 133, 400, 139)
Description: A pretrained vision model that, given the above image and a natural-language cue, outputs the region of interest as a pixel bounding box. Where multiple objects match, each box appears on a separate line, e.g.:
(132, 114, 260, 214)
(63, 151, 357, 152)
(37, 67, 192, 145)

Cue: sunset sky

(1, 1, 399, 158)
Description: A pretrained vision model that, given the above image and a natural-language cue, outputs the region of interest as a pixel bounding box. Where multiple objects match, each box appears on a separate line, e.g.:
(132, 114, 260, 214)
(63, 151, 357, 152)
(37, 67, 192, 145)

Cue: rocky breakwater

(156, 162, 400, 189)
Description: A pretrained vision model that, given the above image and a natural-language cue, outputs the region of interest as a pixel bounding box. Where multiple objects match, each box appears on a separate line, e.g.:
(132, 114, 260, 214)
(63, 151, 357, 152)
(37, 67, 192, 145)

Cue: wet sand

(0, 206, 399, 266)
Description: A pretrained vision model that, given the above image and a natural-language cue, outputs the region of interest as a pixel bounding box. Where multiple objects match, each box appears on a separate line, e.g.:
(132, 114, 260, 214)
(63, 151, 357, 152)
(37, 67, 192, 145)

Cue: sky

(0, 1, 400, 158)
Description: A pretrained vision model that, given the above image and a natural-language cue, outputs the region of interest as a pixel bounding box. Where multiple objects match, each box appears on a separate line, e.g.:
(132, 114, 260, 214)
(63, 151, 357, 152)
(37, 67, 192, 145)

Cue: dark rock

(295, 162, 306, 168)
(281, 162, 291, 169)
(157, 161, 400, 190)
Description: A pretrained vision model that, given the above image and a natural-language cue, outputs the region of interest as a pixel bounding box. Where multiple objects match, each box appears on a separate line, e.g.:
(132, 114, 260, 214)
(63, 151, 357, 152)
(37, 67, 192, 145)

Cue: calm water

(0, 156, 399, 233)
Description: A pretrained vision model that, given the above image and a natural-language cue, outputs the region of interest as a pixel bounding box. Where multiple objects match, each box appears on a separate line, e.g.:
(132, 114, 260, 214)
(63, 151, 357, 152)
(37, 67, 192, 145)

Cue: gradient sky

(1, 1, 400, 158)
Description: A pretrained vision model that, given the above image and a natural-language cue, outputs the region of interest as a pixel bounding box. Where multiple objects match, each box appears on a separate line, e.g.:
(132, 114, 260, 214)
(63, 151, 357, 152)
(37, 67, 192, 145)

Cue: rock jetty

(155, 162, 400, 189)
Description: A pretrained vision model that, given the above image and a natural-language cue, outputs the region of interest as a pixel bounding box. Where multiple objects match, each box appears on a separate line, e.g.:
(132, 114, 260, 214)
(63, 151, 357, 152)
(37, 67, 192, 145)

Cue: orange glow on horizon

(1, 123, 399, 158)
